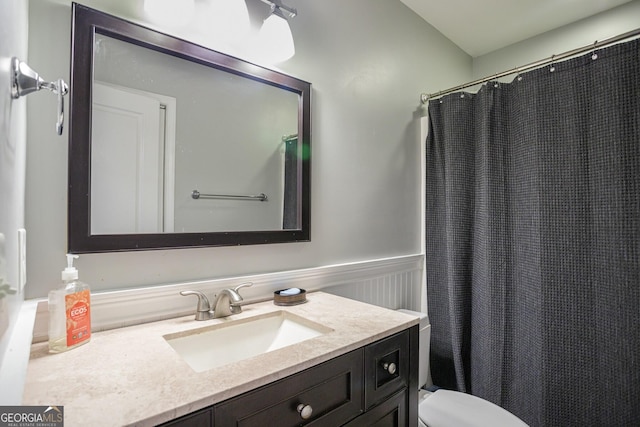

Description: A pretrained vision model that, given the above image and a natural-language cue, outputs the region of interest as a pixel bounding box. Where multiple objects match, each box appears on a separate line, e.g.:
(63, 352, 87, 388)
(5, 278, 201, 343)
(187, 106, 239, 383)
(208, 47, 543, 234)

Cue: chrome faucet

(180, 282, 253, 320)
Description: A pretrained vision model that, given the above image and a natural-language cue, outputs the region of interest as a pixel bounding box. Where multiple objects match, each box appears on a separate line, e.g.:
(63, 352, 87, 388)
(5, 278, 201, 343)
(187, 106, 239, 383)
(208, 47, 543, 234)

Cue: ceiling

(399, 0, 633, 57)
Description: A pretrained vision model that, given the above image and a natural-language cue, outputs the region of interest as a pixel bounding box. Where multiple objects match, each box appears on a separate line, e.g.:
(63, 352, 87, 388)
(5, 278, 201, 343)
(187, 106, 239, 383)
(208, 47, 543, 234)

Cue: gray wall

(26, 0, 471, 299)
(0, 0, 28, 367)
(473, 0, 640, 79)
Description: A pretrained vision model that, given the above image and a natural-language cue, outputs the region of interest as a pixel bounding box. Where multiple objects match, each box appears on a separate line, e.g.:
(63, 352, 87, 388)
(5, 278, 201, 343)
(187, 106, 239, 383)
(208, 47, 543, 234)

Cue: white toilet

(397, 310, 529, 427)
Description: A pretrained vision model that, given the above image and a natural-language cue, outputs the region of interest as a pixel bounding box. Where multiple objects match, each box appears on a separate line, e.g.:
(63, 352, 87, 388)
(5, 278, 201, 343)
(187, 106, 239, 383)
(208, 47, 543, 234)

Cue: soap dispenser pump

(48, 254, 92, 353)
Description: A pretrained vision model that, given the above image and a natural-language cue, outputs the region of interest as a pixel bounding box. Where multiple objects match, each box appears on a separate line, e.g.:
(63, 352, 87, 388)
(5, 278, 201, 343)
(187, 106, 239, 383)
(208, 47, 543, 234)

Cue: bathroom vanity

(160, 327, 415, 426)
(164, 328, 415, 426)
(22, 292, 418, 426)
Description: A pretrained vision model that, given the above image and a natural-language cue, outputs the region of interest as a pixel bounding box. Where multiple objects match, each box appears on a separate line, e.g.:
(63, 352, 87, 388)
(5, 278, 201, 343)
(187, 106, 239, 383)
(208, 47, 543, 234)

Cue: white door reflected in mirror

(91, 82, 176, 234)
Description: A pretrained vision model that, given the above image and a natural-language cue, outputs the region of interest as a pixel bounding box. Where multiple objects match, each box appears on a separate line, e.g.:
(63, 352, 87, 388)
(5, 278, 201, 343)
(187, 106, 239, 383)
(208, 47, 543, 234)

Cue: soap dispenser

(48, 254, 91, 353)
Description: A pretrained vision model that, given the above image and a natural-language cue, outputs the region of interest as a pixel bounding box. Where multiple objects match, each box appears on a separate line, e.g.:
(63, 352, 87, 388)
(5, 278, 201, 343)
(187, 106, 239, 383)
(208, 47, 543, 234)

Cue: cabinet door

(343, 390, 407, 427)
(214, 349, 364, 427)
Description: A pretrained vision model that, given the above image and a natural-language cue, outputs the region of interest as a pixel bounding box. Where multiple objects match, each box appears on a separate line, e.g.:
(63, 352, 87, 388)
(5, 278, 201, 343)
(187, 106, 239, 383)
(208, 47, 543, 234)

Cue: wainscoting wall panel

(323, 270, 422, 312)
(31, 254, 424, 342)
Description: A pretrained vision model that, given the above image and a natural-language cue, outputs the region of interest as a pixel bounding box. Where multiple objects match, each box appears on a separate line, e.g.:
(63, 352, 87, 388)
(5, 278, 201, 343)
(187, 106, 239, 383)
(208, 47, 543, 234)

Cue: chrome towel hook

(10, 57, 69, 135)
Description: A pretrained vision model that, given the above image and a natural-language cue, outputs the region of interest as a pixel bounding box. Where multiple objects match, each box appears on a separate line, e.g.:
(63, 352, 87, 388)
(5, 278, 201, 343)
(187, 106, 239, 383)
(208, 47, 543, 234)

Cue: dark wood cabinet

(364, 329, 411, 410)
(343, 390, 407, 427)
(215, 349, 364, 426)
(161, 326, 418, 427)
(161, 408, 212, 427)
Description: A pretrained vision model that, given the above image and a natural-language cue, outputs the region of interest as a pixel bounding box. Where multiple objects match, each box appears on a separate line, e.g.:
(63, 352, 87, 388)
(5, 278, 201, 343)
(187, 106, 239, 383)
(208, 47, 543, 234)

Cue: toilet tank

(397, 309, 433, 389)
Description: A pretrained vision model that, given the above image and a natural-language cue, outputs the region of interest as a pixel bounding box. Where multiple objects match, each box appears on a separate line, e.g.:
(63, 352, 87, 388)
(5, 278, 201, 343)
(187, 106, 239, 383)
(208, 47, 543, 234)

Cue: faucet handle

(180, 290, 212, 320)
(233, 282, 253, 294)
(229, 282, 253, 314)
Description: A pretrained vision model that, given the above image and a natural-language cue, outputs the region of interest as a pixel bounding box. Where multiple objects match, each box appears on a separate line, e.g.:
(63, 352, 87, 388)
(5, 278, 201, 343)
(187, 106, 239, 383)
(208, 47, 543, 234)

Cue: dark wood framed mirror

(68, 3, 311, 253)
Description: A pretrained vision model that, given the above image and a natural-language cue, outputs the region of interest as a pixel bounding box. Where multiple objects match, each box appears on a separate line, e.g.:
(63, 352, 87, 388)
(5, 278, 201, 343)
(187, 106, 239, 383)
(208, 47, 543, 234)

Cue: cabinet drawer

(364, 330, 410, 409)
(214, 349, 364, 426)
(159, 408, 212, 427)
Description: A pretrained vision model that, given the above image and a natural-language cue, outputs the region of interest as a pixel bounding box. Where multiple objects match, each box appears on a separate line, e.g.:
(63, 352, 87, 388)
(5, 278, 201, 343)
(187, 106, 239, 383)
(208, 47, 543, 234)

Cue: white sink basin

(164, 311, 332, 372)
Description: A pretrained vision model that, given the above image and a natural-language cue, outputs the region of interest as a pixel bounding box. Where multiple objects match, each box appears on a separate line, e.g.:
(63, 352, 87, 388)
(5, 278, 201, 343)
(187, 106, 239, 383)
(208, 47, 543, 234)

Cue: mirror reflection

(92, 34, 300, 234)
(68, 4, 311, 252)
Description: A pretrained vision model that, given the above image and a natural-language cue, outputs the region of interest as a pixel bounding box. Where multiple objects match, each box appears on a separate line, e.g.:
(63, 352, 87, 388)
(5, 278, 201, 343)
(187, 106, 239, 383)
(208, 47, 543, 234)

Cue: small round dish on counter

(273, 288, 307, 306)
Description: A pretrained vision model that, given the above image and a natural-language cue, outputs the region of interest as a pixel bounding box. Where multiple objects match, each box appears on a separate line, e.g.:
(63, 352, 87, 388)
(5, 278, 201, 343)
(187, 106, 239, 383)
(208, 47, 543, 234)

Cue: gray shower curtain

(425, 39, 639, 426)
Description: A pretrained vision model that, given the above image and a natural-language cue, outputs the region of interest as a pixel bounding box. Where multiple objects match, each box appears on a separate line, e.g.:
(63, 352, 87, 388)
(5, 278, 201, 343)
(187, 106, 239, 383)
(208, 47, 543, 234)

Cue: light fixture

(143, 0, 195, 28)
(257, 0, 297, 63)
(195, 0, 251, 45)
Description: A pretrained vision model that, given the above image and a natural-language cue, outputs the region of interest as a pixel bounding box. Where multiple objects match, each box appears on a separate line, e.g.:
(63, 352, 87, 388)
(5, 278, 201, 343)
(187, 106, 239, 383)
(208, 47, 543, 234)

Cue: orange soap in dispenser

(48, 254, 91, 353)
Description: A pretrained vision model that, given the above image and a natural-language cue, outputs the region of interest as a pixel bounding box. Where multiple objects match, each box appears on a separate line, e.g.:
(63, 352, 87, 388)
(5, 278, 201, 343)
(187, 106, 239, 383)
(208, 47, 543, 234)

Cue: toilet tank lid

(396, 309, 429, 329)
(420, 390, 529, 427)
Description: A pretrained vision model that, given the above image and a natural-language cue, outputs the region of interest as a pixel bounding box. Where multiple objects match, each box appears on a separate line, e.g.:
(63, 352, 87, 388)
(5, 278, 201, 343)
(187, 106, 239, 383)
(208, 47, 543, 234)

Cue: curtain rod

(420, 27, 640, 104)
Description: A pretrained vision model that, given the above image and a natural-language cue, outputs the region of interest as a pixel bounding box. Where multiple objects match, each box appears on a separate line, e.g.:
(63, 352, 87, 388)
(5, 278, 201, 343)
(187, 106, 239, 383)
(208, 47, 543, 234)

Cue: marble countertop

(22, 292, 418, 426)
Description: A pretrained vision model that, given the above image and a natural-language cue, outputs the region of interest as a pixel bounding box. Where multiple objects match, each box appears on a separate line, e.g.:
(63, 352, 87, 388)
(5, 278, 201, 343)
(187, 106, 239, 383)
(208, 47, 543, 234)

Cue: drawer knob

(296, 404, 313, 419)
(382, 362, 397, 375)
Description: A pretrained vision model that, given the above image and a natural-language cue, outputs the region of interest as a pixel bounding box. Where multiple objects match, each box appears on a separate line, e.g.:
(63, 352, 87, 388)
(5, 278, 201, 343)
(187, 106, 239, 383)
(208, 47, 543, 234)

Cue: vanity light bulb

(144, 0, 195, 28)
(258, 13, 295, 63)
(196, 0, 251, 45)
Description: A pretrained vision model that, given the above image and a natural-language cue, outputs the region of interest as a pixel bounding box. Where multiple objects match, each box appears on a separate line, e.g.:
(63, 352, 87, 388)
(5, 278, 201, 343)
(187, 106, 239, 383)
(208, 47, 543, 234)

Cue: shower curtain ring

(549, 55, 556, 73)
(592, 40, 599, 60)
